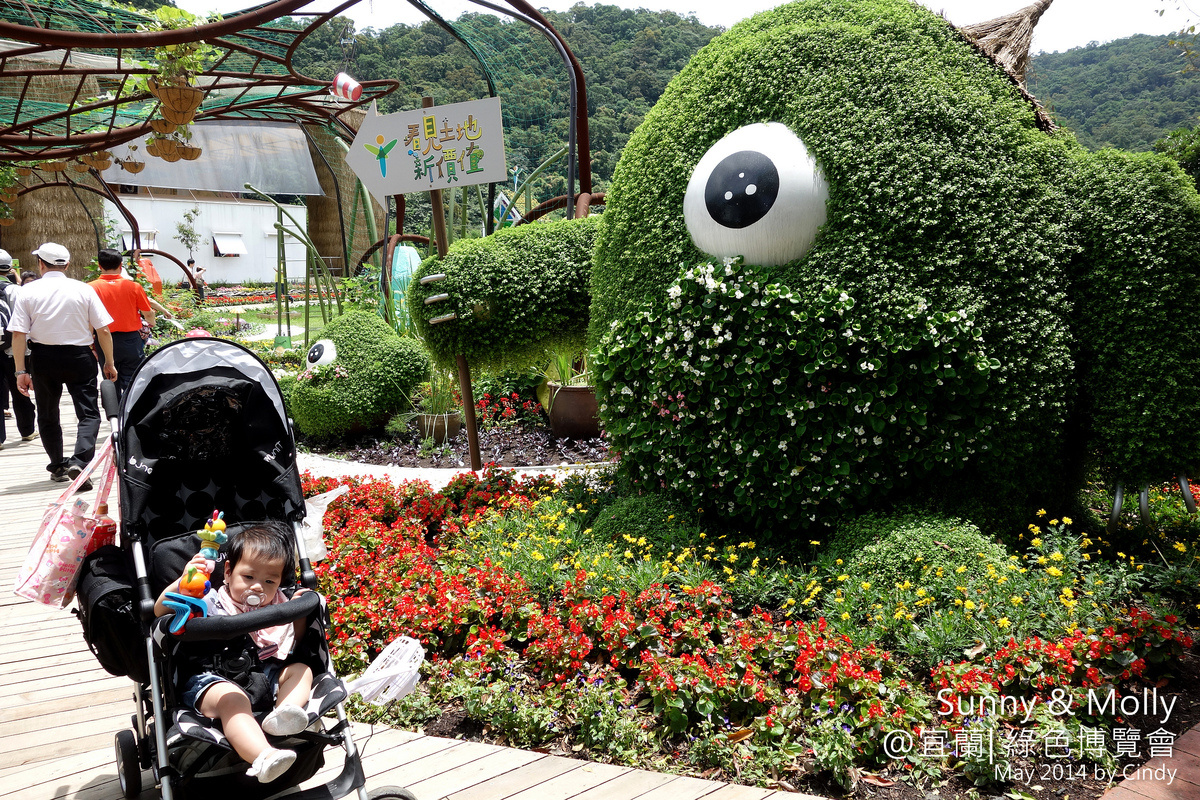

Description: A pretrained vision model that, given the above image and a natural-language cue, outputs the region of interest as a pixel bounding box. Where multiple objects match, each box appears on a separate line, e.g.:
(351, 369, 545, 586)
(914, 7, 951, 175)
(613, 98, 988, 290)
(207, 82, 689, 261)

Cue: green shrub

(410, 215, 600, 372)
(596, 265, 998, 526)
(589, 0, 1079, 527)
(1067, 149, 1200, 488)
(826, 512, 1009, 590)
(289, 311, 429, 440)
(590, 492, 698, 555)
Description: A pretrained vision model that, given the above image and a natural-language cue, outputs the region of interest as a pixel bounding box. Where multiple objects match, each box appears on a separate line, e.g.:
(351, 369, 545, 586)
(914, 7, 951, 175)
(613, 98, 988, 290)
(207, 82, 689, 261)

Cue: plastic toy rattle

(163, 511, 227, 634)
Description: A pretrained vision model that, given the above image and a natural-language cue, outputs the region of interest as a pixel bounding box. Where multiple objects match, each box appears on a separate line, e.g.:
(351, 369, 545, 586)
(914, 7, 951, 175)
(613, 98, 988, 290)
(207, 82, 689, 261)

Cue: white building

(110, 191, 308, 286)
(106, 121, 322, 285)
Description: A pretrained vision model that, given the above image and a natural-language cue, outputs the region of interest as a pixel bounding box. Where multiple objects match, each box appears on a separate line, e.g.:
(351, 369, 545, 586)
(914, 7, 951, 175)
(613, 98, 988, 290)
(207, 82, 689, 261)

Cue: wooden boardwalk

(0, 393, 813, 800)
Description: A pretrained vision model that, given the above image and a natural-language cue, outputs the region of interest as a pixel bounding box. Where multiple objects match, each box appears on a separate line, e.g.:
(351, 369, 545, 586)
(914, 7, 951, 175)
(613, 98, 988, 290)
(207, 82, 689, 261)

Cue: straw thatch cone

(959, 0, 1053, 85)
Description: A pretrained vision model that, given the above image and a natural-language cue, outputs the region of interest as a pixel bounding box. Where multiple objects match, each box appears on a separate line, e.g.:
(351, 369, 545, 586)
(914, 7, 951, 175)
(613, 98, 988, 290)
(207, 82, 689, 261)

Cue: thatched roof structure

(951, 0, 1058, 132)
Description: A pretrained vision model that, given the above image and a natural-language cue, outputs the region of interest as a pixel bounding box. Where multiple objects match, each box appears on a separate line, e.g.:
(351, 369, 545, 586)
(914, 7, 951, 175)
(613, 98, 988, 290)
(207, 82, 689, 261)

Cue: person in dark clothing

(0, 250, 36, 447)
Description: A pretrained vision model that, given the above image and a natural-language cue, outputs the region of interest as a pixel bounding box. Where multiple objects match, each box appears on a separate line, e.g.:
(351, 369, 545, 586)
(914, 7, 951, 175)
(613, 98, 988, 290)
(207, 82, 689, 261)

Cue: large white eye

(307, 339, 337, 367)
(683, 122, 830, 267)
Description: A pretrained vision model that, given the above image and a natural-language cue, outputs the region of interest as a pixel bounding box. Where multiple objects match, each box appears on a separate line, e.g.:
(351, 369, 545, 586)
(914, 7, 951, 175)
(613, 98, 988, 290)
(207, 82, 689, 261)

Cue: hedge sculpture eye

(683, 122, 830, 267)
(307, 339, 337, 367)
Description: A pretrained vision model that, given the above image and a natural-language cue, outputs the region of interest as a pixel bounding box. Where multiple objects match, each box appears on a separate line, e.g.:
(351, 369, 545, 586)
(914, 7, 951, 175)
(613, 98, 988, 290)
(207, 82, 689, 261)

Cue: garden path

(0, 394, 812, 800)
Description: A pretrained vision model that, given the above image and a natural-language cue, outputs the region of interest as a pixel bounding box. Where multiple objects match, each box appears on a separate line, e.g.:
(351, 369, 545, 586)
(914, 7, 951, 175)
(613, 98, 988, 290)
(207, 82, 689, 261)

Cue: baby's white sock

(262, 704, 309, 736)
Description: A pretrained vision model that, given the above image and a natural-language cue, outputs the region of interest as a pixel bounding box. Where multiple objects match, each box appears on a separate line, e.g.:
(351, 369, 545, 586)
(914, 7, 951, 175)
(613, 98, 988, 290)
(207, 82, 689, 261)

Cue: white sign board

(346, 98, 507, 203)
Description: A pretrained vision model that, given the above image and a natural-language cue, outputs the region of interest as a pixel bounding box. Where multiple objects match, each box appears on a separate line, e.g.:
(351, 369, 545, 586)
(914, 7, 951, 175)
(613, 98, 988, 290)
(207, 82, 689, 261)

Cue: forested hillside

(1027, 33, 1200, 152)
(285, 4, 721, 197)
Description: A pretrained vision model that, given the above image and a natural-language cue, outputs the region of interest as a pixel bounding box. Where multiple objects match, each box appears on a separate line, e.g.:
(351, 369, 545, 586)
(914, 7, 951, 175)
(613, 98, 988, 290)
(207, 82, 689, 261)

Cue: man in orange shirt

(91, 248, 155, 397)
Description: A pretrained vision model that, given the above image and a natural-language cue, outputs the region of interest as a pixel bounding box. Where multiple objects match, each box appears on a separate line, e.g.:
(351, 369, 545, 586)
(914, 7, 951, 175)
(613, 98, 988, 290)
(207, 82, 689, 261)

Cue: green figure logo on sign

(364, 134, 399, 177)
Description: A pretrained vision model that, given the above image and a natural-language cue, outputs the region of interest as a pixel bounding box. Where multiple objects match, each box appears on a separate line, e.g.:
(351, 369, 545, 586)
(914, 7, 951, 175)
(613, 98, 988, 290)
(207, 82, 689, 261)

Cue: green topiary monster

(289, 311, 429, 440)
(414, 0, 1200, 532)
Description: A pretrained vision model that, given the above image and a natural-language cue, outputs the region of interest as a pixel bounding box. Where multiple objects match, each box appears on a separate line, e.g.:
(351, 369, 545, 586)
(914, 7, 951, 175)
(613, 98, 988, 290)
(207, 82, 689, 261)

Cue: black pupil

(704, 150, 780, 230)
(308, 343, 324, 363)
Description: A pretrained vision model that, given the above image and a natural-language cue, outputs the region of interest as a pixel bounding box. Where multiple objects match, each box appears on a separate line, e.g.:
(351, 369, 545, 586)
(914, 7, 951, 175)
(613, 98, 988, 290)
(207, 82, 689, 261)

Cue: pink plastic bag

(13, 439, 118, 608)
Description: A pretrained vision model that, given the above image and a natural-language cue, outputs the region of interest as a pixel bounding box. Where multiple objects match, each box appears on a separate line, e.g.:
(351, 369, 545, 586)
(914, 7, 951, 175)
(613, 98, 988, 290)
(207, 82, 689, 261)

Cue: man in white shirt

(9, 243, 118, 484)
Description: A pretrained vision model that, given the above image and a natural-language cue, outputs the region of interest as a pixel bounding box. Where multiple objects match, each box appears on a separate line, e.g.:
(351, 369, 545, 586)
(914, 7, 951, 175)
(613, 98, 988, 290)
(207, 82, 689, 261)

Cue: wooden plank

(444, 755, 588, 800)
(631, 774, 730, 800)
(391, 748, 547, 796)
(501, 759, 630, 800)
(1, 687, 132, 723)
(551, 767, 679, 800)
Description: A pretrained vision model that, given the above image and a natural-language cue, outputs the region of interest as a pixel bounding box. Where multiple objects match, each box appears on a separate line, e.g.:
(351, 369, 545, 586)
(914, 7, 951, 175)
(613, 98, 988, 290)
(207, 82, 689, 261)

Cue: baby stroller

(85, 337, 413, 800)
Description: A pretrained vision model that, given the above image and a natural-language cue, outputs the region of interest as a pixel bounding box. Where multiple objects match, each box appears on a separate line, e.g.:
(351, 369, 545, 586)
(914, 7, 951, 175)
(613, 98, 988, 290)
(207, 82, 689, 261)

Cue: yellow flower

(955, 565, 968, 574)
(835, 558, 843, 565)
(838, 574, 848, 582)
(1046, 566, 1063, 577)
(1174, 542, 1187, 553)
(1030, 537, 1043, 547)
(1037, 509, 1047, 517)
(861, 582, 872, 590)
(1050, 552, 1064, 561)
(1050, 519, 1059, 526)
(1028, 525, 1041, 535)
(964, 600, 976, 610)
(1063, 517, 1072, 525)
(1011, 595, 1024, 605)
(997, 617, 1011, 628)
(841, 612, 850, 620)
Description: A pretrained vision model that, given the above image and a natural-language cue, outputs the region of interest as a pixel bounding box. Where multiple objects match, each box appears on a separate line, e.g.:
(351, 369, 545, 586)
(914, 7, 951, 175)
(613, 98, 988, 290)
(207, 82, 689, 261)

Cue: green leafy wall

(410, 215, 599, 372)
(591, 0, 1200, 527)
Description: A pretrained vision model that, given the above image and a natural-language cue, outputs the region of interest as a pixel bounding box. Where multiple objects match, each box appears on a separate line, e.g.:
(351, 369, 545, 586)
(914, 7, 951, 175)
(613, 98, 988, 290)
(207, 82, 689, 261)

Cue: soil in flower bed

(301, 422, 610, 469)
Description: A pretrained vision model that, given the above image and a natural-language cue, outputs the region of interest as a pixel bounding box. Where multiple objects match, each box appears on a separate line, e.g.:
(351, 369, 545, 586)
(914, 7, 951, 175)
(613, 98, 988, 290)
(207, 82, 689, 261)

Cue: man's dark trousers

(29, 343, 101, 473)
(97, 330, 144, 397)
(0, 349, 36, 442)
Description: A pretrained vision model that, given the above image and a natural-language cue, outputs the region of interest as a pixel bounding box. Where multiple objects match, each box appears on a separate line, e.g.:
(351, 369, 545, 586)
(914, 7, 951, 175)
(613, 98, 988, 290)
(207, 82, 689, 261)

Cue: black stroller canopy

(117, 338, 305, 544)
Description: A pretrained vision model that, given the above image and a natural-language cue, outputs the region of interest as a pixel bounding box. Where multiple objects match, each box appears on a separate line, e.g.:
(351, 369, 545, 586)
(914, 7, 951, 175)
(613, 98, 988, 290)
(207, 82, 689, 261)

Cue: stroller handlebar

(100, 379, 120, 420)
(162, 590, 322, 642)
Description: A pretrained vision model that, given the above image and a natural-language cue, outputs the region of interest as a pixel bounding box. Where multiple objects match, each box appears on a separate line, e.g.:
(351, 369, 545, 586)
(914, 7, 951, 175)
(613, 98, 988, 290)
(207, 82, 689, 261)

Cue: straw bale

(305, 116, 386, 278)
(0, 58, 100, 108)
(0, 173, 106, 278)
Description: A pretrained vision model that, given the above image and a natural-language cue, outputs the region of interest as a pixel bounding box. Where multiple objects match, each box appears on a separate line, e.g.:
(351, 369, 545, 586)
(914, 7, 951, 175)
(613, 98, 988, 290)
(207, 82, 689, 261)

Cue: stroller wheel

(368, 788, 417, 800)
(115, 729, 142, 799)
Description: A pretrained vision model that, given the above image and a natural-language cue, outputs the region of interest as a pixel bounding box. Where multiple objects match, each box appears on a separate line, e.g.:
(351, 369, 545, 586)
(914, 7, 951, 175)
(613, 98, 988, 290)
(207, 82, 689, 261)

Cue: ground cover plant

(307, 468, 1199, 799)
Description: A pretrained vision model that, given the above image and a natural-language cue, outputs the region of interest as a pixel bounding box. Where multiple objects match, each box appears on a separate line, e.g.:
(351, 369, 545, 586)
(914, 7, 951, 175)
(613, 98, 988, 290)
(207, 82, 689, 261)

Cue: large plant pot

(417, 412, 461, 443)
(548, 383, 600, 440)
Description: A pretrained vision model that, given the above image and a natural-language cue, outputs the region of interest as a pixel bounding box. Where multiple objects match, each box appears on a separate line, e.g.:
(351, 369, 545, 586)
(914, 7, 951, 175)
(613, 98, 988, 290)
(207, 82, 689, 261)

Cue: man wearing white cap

(9, 243, 117, 485)
(0, 249, 36, 448)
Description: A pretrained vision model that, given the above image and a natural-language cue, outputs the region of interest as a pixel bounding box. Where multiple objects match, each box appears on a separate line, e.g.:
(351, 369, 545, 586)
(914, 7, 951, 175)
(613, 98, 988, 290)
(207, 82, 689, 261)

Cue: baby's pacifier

(244, 592, 263, 607)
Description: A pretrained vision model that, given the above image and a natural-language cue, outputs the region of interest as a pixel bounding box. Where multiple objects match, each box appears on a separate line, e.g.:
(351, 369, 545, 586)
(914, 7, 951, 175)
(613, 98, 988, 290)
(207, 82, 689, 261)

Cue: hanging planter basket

(178, 145, 202, 161)
(159, 150, 183, 163)
(145, 141, 161, 158)
(121, 160, 147, 174)
(93, 159, 113, 171)
(149, 117, 177, 135)
(15, 166, 32, 177)
(39, 160, 68, 172)
(71, 160, 91, 173)
(158, 84, 203, 114)
(0, 191, 17, 203)
(0, 218, 15, 227)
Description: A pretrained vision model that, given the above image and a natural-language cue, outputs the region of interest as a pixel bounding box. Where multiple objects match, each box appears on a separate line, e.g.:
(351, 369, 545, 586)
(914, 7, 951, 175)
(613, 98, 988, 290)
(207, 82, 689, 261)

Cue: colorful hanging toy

(163, 511, 227, 634)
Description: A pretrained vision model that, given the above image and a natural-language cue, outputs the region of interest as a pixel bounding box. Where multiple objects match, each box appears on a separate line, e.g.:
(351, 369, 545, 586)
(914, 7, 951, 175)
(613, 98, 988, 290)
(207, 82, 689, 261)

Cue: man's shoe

(50, 468, 69, 483)
(67, 464, 83, 481)
(22, 431, 38, 442)
(76, 478, 93, 493)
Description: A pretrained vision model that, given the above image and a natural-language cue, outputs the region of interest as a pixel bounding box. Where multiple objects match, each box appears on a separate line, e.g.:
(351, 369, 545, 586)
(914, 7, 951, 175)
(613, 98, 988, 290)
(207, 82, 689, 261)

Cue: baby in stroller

(155, 522, 317, 784)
